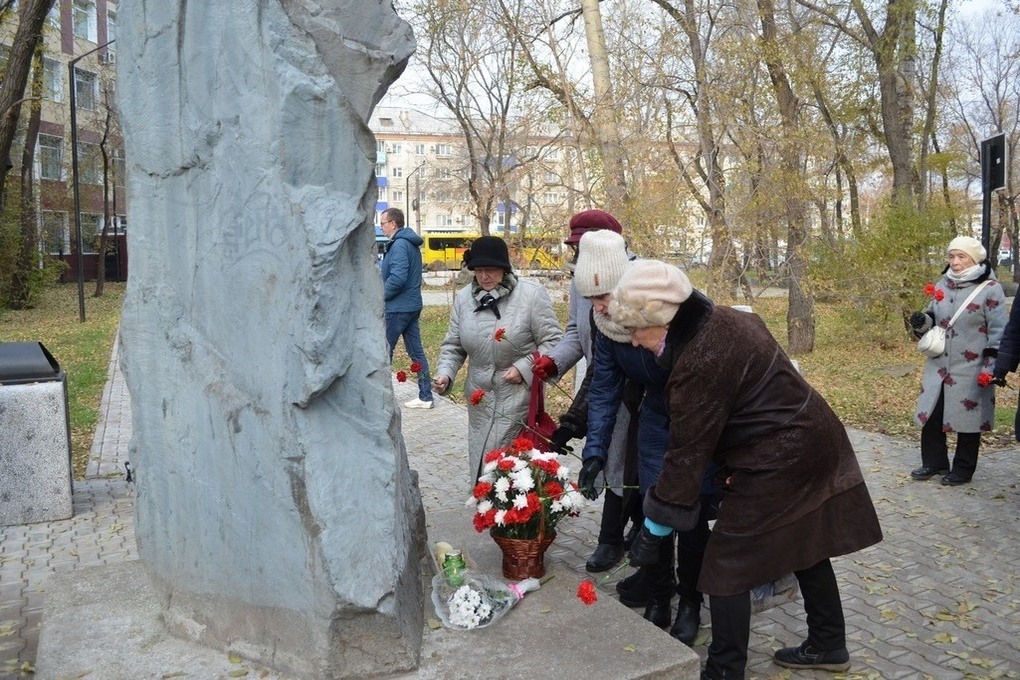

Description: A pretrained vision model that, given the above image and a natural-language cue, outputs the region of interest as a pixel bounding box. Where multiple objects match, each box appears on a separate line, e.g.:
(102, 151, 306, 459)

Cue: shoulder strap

(947, 281, 992, 328)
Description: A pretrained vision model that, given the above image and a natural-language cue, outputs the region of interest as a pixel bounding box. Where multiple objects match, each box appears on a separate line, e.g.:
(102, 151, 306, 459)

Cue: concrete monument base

(38, 510, 700, 679)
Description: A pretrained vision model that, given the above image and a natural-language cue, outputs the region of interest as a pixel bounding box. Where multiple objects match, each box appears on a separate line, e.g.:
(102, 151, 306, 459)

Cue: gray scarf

(472, 272, 518, 319)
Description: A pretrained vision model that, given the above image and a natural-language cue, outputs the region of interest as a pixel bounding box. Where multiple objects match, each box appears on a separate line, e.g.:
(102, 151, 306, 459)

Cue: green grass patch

(1, 283, 125, 478)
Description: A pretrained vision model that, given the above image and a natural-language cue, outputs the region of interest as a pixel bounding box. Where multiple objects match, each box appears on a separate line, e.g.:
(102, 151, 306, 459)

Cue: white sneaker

(404, 398, 434, 409)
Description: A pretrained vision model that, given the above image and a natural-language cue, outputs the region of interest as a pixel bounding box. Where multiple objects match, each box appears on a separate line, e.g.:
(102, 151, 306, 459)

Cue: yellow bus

(421, 230, 565, 271)
(422, 231, 477, 270)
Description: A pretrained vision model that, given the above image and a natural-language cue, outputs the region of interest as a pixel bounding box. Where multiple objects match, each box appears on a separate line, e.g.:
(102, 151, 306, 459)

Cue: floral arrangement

(467, 438, 586, 540)
(924, 282, 945, 302)
(431, 572, 540, 630)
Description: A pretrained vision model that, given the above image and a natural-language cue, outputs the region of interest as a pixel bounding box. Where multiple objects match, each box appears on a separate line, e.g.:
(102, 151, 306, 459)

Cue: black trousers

(704, 558, 845, 679)
(596, 488, 643, 545)
(921, 388, 981, 477)
(675, 498, 714, 605)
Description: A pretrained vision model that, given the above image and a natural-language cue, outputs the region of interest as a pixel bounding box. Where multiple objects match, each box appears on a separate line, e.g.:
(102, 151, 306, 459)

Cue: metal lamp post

(69, 39, 114, 322)
(405, 161, 425, 233)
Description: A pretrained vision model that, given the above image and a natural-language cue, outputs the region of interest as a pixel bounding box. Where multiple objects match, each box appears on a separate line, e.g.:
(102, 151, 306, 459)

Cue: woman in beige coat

(433, 236, 562, 484)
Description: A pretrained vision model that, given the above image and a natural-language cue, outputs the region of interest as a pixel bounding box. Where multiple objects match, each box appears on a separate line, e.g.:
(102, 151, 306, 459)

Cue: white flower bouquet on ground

(430, 571, 540, 630)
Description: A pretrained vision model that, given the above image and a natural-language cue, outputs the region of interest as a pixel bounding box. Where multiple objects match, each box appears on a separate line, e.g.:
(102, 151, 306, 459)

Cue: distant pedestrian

(432, 235, 562, 485)
(993, 294, 1020, 439)
(380, 208, 434, 409)
(908, 236, 1006, 485)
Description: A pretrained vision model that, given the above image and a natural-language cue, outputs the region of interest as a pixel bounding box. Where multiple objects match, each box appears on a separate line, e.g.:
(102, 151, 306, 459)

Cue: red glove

(532, 355, 558, 380)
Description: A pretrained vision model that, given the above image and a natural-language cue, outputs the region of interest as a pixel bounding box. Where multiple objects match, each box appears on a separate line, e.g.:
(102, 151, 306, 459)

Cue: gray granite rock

(115, 2, 424, 676)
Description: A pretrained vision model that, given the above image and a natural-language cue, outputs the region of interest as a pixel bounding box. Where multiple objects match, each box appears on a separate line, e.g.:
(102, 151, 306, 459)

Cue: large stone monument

(116, 2, 423, 677)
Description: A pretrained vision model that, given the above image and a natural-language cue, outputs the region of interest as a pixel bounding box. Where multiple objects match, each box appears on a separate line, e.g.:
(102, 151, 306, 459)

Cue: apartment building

(369, 105, 579, 240)
(2, 0, 125, 282)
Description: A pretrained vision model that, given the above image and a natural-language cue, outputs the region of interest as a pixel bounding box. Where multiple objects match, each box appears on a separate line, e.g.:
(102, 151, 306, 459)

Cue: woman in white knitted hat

(568, 231, 717, 644)
(908, 236, 1006, 485)
(610, 259, 883, 679)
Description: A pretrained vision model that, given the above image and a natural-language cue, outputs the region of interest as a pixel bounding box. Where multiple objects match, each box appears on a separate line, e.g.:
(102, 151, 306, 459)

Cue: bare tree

(0, 0, 56, 206)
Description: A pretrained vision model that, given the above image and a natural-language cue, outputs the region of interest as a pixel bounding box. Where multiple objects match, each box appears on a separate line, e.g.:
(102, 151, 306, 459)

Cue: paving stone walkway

(2, 340, 1018, 679)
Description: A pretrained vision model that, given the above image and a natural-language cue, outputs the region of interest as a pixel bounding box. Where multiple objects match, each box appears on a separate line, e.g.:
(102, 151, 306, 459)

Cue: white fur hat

(609, 260, 693, 328)
(947, 236, 986, 264)
(574, 230, 631, 297)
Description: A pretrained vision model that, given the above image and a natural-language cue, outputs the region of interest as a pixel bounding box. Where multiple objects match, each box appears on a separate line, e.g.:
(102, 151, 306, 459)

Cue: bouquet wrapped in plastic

(431, 570, 540, 630)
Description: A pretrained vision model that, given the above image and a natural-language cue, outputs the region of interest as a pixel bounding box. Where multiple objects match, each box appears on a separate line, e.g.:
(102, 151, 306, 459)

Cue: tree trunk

(8, 44, 44, 309)
(757, 0, 815, 353)
(578, 0, 629, 215)
(0, 0, 56, 205)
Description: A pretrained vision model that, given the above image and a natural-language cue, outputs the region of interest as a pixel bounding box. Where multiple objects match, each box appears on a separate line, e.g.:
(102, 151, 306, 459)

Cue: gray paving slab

(3, 339, 1019, 679)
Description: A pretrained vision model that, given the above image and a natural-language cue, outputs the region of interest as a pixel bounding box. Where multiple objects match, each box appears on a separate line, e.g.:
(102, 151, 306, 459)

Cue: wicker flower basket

(490, 531, 556, 579)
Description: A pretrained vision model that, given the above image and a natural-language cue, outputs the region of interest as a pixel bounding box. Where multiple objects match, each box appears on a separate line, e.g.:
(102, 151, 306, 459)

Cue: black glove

(577, 457, 605, 501)
(993, 371, 1008, 387)
(909, 312, 928, 330)
(549, 426, 577, 454)
(627, 525, 665, 567)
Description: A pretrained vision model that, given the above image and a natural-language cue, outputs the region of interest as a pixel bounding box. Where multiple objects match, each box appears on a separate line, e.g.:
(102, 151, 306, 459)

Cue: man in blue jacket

(380, 208, 433, 409)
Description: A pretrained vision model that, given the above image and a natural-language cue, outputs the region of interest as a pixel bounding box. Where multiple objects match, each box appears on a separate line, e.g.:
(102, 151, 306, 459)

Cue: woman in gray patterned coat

(908, 236, 1007, 486)
(433, 236, 562, 485)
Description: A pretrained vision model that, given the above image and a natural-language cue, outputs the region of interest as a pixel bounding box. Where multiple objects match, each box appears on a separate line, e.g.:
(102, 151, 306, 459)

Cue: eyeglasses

(381, 220, 395, 226)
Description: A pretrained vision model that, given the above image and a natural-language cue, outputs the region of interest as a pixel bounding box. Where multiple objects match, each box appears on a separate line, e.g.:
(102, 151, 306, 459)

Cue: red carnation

(977, 372, 994, 387)
(410, 361, 422, 373)
(470, 389, 486, 406)
(934, 289, 945, 301)
(472, 481, 493, 499)
(924, 283, 936, 297)
(484, 449, 504, 463)
(396, 370, 407, 383)
(543, 480, 564, 498)
(577, 580, 598, 605)
(510, 437, 533, 452)
(494, 328, 507, 341)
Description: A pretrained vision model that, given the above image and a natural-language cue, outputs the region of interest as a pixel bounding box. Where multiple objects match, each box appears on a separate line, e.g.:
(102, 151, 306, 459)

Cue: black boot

(617, 567, 654, 607)
(669, 600, 701, 646)
(643, 594, 673, 628)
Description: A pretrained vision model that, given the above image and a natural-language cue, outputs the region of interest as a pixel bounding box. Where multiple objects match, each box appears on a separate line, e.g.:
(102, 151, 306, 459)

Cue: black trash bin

(0, 342, 74, 526)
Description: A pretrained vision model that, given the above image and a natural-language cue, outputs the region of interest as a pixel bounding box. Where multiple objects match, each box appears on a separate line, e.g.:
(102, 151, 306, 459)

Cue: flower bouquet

(468, 438, 586, 578)
(430, 571, 540, 630)
(468, 438, 586, 540)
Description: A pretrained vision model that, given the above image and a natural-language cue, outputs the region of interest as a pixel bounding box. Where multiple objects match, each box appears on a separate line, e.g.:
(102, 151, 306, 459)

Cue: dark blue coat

(581, 327, 671, 494)
(993, 296, 1020, 440)
(380, 228, 424, 313)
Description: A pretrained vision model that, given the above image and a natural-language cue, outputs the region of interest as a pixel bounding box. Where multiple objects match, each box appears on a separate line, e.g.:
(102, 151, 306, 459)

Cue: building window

(437, 215, 454, 227)
(77, 213, 101, 254)
(78, 142, 102, 184)
(42, 211, 69, 255)
(73, 0, 97, 42)
(46, 3, 61, 28)
(376, 140, 386, 153)
(389, 143, 402, 154)
(106, 10, 116, 50)
(436, 167, 452, 180)
(42, 57, 62, 102)
(545, 148, 560, 161)
(113, 149, 125, 186)
(391, 166, 403, 178)
(415, 143, 426, 155)
(544, 171, 557, 183)
(436, 144, 451, 157)
(375, 162, 384, 177)
(391, 189, 404, 203)
(74, 68, 97, 110)
(543, 191, 558, 204)
(39, 134, 63, 180)
(378, 186, 387, 202)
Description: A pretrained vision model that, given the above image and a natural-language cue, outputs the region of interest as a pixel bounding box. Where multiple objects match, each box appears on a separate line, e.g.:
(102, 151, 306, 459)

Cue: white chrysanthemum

(511, 469, 535, 491)
(511, 457, 528, 472)
(494, 476, 511, 502)
(494, 509, 507, 526)
(476, 499, 493, 514)
(551, 500, 565, 513)
(512, 492, 530, 509)
(531, 450, 556, 463)
(483, 460, 499, 474)
(555, 464, 570, 480)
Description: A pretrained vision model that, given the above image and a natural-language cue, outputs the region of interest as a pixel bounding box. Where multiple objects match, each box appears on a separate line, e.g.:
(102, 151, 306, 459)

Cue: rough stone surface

(115, 2, 422, 676)
(0, 380, 73, 526)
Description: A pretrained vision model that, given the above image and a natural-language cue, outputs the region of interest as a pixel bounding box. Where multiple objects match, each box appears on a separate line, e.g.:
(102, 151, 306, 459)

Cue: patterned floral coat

(914, 265, 1007, 433)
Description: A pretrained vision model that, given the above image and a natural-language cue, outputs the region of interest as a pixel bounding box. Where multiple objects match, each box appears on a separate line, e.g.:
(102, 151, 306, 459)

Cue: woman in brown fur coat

(610, 260, 883, 680)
